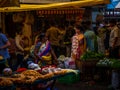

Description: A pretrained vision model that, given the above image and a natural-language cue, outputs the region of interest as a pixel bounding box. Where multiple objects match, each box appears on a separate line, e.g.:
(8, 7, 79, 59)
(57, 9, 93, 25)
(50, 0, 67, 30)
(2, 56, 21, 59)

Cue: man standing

(83, 21, 96, 52)
(0, 28, 11, 73)
(109, 20, 120, 90)
(109, 20, 120, 59)
(46, 22, 61, 58)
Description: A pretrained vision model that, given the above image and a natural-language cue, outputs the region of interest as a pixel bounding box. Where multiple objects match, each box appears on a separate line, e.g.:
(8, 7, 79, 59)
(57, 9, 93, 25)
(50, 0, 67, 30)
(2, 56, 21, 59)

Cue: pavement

(54, 80, 109, 90)
(53, 72, 111, 90)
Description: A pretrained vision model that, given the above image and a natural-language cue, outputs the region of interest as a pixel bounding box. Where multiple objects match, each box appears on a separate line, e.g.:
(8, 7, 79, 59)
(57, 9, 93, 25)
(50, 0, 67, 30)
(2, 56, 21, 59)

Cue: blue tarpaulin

(116, 2, 120, 8)
(107, 0, 120, 9)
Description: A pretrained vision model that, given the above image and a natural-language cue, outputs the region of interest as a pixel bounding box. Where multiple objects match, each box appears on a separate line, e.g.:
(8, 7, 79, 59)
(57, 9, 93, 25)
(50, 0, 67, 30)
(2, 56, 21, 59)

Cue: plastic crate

(58, 72, 80, 84)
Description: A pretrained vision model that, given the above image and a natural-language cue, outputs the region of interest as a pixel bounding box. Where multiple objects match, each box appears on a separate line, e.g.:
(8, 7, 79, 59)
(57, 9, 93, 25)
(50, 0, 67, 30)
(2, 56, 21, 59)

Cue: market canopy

(115, 2, 120, 8)
(106, 0, 120, 9)
(0, 0, 19, 7)
(0, 0, 110, 12)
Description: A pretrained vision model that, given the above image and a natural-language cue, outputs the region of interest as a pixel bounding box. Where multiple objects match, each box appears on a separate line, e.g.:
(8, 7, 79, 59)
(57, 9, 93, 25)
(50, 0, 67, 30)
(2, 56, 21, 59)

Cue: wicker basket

(81, 59, 99, 67)
(76, 59, 99, 68)
(76, 59, 99, 80)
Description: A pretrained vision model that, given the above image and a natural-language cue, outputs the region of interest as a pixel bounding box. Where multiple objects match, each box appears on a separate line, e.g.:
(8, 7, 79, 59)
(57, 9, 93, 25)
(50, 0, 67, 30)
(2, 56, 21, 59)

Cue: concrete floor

(54, 80, 109, 90)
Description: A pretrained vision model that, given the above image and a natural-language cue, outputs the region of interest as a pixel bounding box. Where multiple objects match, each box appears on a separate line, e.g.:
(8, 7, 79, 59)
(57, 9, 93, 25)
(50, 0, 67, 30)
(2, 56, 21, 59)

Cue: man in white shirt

(109, 20, 120, 59)
(109, 20, 120, 90)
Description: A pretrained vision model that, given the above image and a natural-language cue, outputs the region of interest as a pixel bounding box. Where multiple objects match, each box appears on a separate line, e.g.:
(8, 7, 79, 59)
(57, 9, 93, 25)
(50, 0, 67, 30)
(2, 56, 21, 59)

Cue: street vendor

(34, 33, 58, 66)
(71, 24, 86, 69)
(71, 24, 86, 60)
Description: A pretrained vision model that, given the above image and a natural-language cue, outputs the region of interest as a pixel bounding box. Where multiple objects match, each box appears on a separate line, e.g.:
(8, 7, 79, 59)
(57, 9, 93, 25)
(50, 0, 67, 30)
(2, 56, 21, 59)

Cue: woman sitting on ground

(34, 33, 58, 66)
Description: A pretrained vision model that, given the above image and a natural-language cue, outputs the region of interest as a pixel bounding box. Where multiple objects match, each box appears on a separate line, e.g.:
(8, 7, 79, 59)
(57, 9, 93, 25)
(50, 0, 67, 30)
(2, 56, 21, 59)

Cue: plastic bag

(64, 57, 76, 69)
